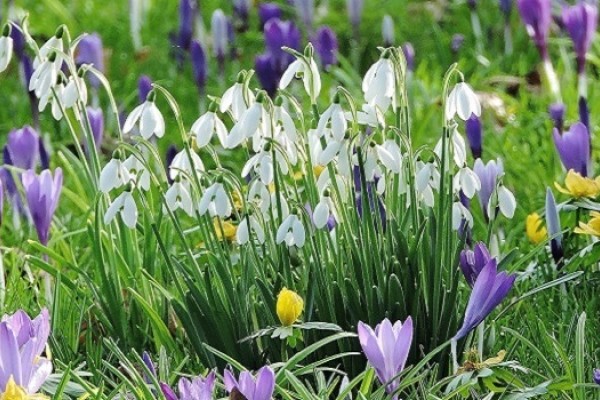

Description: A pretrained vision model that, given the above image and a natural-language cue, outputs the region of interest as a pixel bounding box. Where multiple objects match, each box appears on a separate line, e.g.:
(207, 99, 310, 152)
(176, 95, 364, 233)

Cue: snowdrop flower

(123, 155, 151, 191)
(416, 161, 440, 207)
(280, 46, 322, 103)
(434, 127, 467, 168)
(104, 191, 138, 228)
(313, 193, 336, 229)
(362, 54, 395, 111)
(376, 139, 403, 174)
(274, 101, 297, 142)
(318, 97, 347, 141)
(62, 73, 88, 110)
(454, 167, 481, 198)
(242, 150, 277, 185)
(237, 214, 265, 244)
(29, 51, 60, 100)
(33, 26, 64, 69)
(123, 92, 165, 139)
(198, 182, 231, 218)
(191, 105, 228, 148)
(452, 201, 473, 231)
(220, 72, 255, 121)
(226, 98, 265, 149)
(446, 82, 481, 121)
(0, 24, 13, 73)
(495, 184, 516, 219)
(99, 158, 131, 193)
(276, 213, 306, 247)
(247, 180, 271, 214)
(165, 180, 194, 216)
(352, 103, 385, 127)
(169, 149, 205, 181)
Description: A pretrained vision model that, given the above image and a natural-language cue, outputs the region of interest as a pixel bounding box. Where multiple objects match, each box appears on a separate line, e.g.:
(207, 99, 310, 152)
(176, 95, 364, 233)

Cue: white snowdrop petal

(292, 219, 306, 247)
(237, 218, 249, 244)
(123, 104, 144, 134)
(280, 60, 302, 90)
(122, 193, 138, 228)
(498, 185, 516, 219)
(313, 201, 330, 229)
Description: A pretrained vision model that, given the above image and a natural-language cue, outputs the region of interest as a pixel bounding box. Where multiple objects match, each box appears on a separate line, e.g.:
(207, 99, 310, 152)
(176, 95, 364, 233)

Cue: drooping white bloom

(221, 81, 254, 121)
(123, 100, 165, 139)
(0, 33, 13, 73)
(34, 34, 64, 69)
(99, 159, 131, 193)
(280, 57, 322, 101)
(452, 201, 473, 231)
(274, 104, 297, 142)
(123, 155, 151, 191)
(415, 161, 440, 208)
(242, 149, 290, 185)
(376, 140, 403, 174)
(248, 180, 271, 214)
(446, 82, 481, 121)
(349, 103, 386, 127)
(62, 75, 88, 109)
(317, 102, 347, 141)
(276, 214, 306, 247)
(38, 77, 65, 120)
(496, 185, 516, 219)
(453, 167, 481, 198)
(237, 215, 265, 245)
(169, 149, 205, 181)
(29, 56, 60, 100)
(313, 195, 335, 229)
(198, 182, 231, 217)
(104, 191, 138, 228)
(165, 180, 194, 216)
(191, 111, 228, 148)
(435, 127, 467, 168)
(362, 57, 395, 111)
(226, 101, 263, 149)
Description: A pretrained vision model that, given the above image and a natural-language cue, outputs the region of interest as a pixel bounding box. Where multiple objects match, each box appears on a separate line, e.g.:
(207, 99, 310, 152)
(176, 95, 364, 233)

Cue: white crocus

(446, 82, 481, 121)
(362, 57, 395, 111)
(279, 56, 322, 101)
(169, 149, 205, 181)
(198, 182, 231, 217)
(123, 155, 151, 191)
(496, 185, 516, 219)
(376, 140, 403, 174)
(99, 159, 130, 193)
(221, 80, 255, 121)
(165, 180, 194, 216)
(104, 191, 138, 228)
(191, 110, 228, 148)
(276, 214, 306, 247)
(452, 201, 473, 231)
(0, 33, 13, 73)
(454, 167, 481, 199)
(237, 215, 265, 245)
(226, 101, 263, 149)
(123, 99, 165, 139)
(318, 102, 347, 141)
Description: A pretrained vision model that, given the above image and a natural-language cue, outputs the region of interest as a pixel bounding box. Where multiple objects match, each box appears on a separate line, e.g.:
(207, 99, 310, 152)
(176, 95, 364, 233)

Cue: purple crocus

(465, 114, 482, 158)
(160, 371, 216, 400)
(264, 19, 300, 71)
(545, 188, 563, 265)
(562, 2, 598, 74)
(579, 97, 590, 131)
(517, 0, 552, 59)
(138, 75, 153, 103)
(190, 40, 207, 94)
(295, 0, 315, 31)
(347, 0, 364, 34)
(86, 107, 104, 150)
(553, 122, 590, 177)
(473, 158, 503, 221)
(402, 43, 415, 72)
(549, 102, 565, 132)
(234, 0, 251, 31)
(382, 15, 395, 47)
(177, 0, 197, 51)
(451, 34, 465, 54)
(459, 242, 492, 287)
(76, 33, 104, 88)
(259, 3, 282, 29)
(594, 369, 600, 385)
(223, 366, 275, 400)
(141, 351, 157, 384)
(22, 168, 63, 245)
(5, 126, 40, 170)
(499, 0, 512, 17)
(312, 26, 338, 69)
(0, 179, 3, 227)
(453, 259, 516, 341)
(0, 308, 52, 394)
(255, 54, 279, 97)
(357, 317, 413, 398)
(211, 9, 229, 71)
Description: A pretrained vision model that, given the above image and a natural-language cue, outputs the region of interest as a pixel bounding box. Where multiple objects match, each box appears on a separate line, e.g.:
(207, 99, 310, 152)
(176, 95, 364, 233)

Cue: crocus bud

(579, 97, 589, 131)
(545, 188, 563, 265)
(6, 126, 40, 169)
(465, 114, 482, 158)
(594, 369, 600, 385)
(347, 0, 364, 31)
(553, 122, 590, 177)
(517, 0, 552, 60)
(233, 0, 251, 31)
(295, 0, 315, 31)
(190, 40, 207, 93)
(467, 0, 477, 10)
(382, 15, 395, 47)
(9, 22, 25, 60)
(499, 0, 512, 18)
(459, 242, 492, 286)
(86, 107, 104, 150)
(138, 75, 152, 103)
(548, 102, 565, 132)
(473, 158, 503, 221)
(451, 33, 465, 54)
(264, 19, 300, 71)
(141, 351, 157, 383)
(312, 26, 338, 69)
(259, 3, 282, 29)
(76, 33, 104, 88)
(255, 54, 278, 97)
(562, 2, 598, 74)
(177, 0, 197, 51)
(22, 168, 63, 245)
(276, 287, 304, 326)
(211, 9, 228, 65)
(402, 42, 415, 72)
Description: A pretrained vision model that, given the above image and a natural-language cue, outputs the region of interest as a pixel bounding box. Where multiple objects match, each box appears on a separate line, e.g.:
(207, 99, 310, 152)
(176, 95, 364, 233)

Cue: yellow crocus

(276, 288, 304, 326)
(526, 213, 547, 244)
(574, 211, 600, 236)
(213, 219, 237, 242)
(555, 169, 600, 198)
(0, 377, 48, 400)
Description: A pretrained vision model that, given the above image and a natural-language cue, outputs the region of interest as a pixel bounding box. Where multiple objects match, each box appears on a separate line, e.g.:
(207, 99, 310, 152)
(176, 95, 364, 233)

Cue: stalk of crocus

(312, 26, 338, 69)
(258, 3, 282, 30)
(76, 32, 104, 90)
(552, 122, 590, 177)
(545, 188, 563, 265)
(129, 0, 146, 51)
(499, 0, 513, 54)
(22, 168, 63, 246)
(357, 317, 413, 399)
(468, 0, 484, 55)
(223, 366, 275, 400)
(548, 103, 565, 132)
(465, 114, 482, 158)
(295, 0, 315, 33)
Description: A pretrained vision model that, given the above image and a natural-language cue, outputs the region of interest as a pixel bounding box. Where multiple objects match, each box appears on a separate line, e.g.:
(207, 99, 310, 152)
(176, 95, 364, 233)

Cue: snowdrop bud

(446, 82, 481, 121)
(0, 24, 14, 73)
(382, 15, 395, 47)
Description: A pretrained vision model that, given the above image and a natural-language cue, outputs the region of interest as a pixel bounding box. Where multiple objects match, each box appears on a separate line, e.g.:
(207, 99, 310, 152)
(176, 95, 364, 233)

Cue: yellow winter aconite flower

(574, 211, 600, 236)
(276, 287, 304, 326)
(0, 377, 48, 400)
(213, 219, 237, 242)
(555, 169, 600, 198)
(526, 213, 547, 244)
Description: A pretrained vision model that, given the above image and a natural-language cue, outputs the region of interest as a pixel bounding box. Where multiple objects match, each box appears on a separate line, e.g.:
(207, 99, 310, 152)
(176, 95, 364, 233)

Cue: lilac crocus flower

(347, 0, 364, 34)
(312, 26, 338, 69)
(161, 371, 216, 400)
(76, 33, 104, 88)
(223, 366, 275, 400)
(549, 102, 565, 132)
(138, 75, 153, 103)
(357, 317, 413, 398)
(553, 122, 590, 176)
(255, 54, 279, 97)
(264, 19, 300, 71)
(6, 126, 40, 170)
(178, 0, 197, 51)
(295, 0, 315, 31)
(211, 9, 229, 69)
(0, 308, 52, 394)
(579, 97, 590, 131)
(22, 168, 63, 245)
(141, 351, 157, 384)
(545, 188, 563, 265)
(86, 106, 104, 150)
(562, 2, 598, 74)
(459, 242, 492, 287)
(382, 15, 395, 47)
(402, 43, 415, 72)
(517, 0, 552, 59)
(190, 40, 207, 94)
(453, 259, 516, 341)
(594, 369, 600, 385)
(259, 3, 282, 29)
(465, 114, 482, 158)
(451, 34, 465, 54)
(473, 158, 503, 221)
